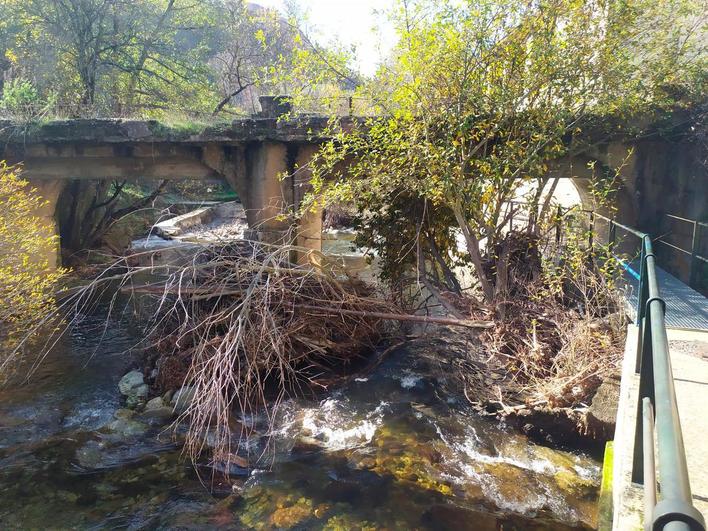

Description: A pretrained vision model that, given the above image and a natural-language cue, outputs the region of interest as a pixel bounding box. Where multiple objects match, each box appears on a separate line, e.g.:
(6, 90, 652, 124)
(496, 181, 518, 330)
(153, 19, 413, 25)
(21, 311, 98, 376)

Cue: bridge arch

(548, 152, 638, 228)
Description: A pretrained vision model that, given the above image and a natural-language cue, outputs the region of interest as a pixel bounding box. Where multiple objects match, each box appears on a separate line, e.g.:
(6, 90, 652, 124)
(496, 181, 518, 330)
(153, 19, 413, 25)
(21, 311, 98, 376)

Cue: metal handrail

(658, 214, 708, 288)
(598, 218, 706, 531)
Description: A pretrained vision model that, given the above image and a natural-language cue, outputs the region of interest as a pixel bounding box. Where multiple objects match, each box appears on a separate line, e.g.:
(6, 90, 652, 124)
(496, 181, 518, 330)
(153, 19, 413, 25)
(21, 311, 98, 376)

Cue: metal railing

(0, 95, 375, 122)
(594, 214, 705, 531)
(656, 214, 708, 291)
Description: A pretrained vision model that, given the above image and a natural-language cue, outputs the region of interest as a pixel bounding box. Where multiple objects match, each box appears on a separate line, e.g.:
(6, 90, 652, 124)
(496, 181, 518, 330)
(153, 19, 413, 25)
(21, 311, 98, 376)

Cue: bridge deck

(670, 331, 708, 522)
(624, 262, 708, 331)
(612, 265, 708, 529)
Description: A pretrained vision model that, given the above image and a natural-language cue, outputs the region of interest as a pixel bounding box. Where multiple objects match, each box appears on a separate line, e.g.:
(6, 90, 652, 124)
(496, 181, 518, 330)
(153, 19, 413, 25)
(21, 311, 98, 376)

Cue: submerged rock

(75, 440, 104, 469)
(105, 417, 148, 438)
(118, 370, 144, 395)
(114, 408, 135, 420)
(269, 497, 313, 528)
(172, 386, 196, 414)
(554, 468, 596, 498)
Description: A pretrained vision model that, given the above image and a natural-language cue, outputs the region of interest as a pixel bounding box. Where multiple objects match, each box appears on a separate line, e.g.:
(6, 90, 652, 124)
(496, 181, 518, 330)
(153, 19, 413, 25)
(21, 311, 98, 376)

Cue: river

(0, 316, 600, 529)
(0, 221, 602, 530)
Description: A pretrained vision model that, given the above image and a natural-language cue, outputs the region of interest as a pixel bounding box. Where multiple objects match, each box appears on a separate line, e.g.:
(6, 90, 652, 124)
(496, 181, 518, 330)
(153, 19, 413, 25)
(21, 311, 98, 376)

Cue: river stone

(172, 386, 196, 413)
(125, 384, 149, 408)
(145, 396, 165, 410)
(106, 417, 148, 437)
(118, 370, 145, 395)
(140, 396, 174, 421)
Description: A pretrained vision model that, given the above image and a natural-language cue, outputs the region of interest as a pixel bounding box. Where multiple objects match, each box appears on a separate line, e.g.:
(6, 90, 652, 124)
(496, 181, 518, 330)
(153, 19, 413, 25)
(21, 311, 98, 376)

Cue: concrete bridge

(0, 103, 704, 266)
(0, 111, 339, 262)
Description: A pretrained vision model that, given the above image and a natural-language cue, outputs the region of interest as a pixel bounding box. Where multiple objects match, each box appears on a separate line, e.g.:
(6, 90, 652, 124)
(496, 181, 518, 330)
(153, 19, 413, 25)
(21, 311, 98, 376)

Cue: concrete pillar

(293, 144, 323, 257)
(27, 179, 65, 269)
(203, 142, 324, 260)
(240, 142, 292, 244)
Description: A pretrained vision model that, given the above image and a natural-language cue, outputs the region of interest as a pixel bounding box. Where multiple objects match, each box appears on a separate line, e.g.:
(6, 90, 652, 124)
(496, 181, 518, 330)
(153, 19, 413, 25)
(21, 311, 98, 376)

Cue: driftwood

(127, 286, 493, 329)
(110, 240, 405, 470)
(297, 304, 494, 329)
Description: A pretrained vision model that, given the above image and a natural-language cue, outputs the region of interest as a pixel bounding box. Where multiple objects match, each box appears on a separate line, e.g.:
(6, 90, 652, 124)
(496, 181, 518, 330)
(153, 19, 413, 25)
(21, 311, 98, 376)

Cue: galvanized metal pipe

(649, 299, 693, 501)
(586, 224, 704, 529)
(643, 397, 656, 531)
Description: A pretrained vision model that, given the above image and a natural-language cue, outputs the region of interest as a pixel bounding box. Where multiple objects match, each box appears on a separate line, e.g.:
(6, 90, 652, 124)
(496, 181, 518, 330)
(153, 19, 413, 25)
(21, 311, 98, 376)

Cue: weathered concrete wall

(26, 179, 66, 269)
(2, 114, 703, 270)
(293, 144, 323, 255)
(631, 139, 706, 289)
(551, 134, 705, 231)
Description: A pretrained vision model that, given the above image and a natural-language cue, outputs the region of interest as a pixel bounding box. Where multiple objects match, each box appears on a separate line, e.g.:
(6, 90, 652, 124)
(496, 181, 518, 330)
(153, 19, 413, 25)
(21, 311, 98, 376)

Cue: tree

(3, 0, 216, 113)
(207, 0, 289, 115)
(306, 0, 707, 307)
(1, 0, 360, 118)
(0, 163, 66, 378)
(56, 178, 168, 258)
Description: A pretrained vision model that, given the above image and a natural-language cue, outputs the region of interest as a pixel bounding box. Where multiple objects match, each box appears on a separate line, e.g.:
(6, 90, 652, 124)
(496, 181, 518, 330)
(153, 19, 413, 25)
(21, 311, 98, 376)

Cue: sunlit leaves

(0, 164, 66, 362)
(305, 0, 705, 302)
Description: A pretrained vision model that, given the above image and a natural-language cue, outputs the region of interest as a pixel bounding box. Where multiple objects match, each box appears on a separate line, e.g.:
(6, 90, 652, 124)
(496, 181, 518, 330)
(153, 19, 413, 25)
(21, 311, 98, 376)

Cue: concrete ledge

(155, 206, 215, 239)
(611, 325, 643, 530)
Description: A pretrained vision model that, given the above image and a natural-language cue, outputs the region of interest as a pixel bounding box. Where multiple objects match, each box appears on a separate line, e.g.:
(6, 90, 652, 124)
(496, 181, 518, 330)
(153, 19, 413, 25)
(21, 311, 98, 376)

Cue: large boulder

(118, 370, 149, 408)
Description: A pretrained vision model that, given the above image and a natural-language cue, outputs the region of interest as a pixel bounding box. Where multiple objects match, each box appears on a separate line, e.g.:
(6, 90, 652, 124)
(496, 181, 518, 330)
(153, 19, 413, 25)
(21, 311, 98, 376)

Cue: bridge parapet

(0, 115, 354, 147)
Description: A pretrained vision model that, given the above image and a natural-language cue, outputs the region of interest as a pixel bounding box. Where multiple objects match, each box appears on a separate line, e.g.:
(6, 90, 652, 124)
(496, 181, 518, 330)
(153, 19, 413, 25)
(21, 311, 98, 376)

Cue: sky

(248, 0, 398, 77)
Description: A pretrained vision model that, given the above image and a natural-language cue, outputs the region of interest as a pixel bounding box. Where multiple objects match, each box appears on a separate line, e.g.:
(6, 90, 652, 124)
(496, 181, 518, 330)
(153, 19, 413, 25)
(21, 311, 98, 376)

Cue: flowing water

(0, 314, 600, 530)
(0, 227, 601, 530)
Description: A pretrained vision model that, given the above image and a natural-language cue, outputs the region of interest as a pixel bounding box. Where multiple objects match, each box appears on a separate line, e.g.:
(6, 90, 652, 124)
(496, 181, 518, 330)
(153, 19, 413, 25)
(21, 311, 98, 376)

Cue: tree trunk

(126, 0, 176, 107)
(452, 200, 494, 303)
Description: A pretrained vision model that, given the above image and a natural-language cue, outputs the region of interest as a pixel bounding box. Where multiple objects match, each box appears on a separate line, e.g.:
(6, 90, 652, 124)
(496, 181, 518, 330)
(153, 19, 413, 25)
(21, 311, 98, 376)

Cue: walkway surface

(669, 330, 708, 520)
(612, 329, 708, 530)
(612, 278, 708, 531)
(624, 261, 708, 331)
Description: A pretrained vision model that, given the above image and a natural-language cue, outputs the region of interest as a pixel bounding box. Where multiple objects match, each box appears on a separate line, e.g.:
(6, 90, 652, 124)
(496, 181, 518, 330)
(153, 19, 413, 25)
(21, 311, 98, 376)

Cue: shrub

(0, 163, 66, 380)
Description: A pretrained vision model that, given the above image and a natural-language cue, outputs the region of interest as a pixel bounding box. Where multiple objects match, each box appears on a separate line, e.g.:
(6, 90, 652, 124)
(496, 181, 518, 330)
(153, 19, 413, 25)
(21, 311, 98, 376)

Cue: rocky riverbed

(0, 307, 602, 529)
(0, 206, 610, 529)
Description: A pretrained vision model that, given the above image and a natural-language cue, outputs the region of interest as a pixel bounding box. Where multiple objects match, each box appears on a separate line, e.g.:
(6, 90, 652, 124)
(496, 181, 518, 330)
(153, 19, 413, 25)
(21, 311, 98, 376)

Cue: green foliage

(0, 78, 38, 109)
(0, 163, 66, 377)
(0, 78, 56, 121)
(0, 0, 355, 119)
(305, 0, 706, 305)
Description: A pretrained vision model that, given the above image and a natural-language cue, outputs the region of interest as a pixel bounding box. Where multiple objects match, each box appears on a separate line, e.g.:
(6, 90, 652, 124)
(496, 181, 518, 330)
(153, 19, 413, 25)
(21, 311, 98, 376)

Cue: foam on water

(275, 398, 389, 451)
(397, 372, 424, 389)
